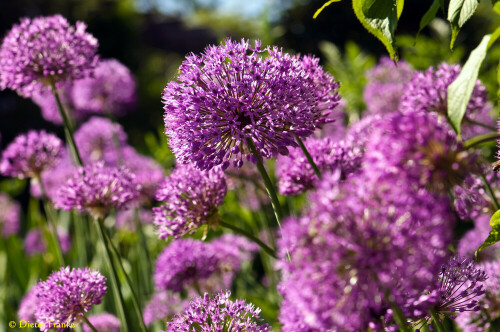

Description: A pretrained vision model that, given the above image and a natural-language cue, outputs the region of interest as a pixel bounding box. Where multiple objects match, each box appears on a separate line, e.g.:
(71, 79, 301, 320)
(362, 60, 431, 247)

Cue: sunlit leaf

(416, 0, 441, 39)
(447, 0, 479, 49)
(476, 209, 500, 256)
(313, 0, 342, 19)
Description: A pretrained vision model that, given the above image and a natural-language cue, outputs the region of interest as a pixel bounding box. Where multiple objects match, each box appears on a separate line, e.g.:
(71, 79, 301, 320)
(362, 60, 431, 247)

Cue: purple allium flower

(162, 39, 340, 171)
(31, 83, 81, 125)
(0, 193, 20, 237)
(277, 173, 454, 331)
(458, 214, 500, 262)
(225, 163, 270, 211)
(72, 59, 137, 116)
(0, 15, 98, 97)
(82, 313, 120, 332)
(34, 267, 107, 331)
(365, 111, 475, 191)
(24, 228, 71, 256)
(316, 98, 347, 140)
(453, 174, 489, 220)
(276, 136, 362, 195)
(153, 164, 226, 239)
(18, 287, 38, 321)
(455, 260, 500, 331)
(115, 207, 153, 232)
(74, 117, 128, 165)
(56, 162, 139, 219)
(400, 63, 489, 138)
(0, 130, 63, 179)
(143, 291, 186, 326)
(165, 291, 270, 331)
(364, 57, 413, 114)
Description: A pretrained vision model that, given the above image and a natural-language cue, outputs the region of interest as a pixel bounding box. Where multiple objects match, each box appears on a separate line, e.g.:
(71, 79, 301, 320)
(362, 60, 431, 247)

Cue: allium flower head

(165, 291, 270, 331)
(364, 57, 413, 114)
(74, 117, 127, 165)
(0, 193, 20, 237)
(162, 38, 340, 171)
(83, 313, 120, 332)
(143, 292, 186, 326)
(0, 130, 63, 178)
(365, 111, 474, 191)
(72, 59, 137, 116)
(24, 228, 71, 256)
(56, 162, 139, 219)
(34, 267, 107, 331)
(0, 15, 98, 96)
(276, 136, 362, 195)
(153, 164, 227, 239)
(18, 287, 38, 321)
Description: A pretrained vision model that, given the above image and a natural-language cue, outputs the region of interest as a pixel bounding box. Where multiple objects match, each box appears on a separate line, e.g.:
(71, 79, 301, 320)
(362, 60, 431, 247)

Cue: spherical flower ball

(0, 193, 20, 238)
(165, 291, 270, 331)
(453, 175, 489, 220)
(162, 38, 340, 171)
(56, 161, 140, 219)
(0, 130, 63, 179)
(82, 313, 120, 332)
(153, 163, 227, 239)
(276, 136, 362, 195)
(72, 59, 137, 116)
(277, 174, 454, 331)
(363, 57, 413, 114)
(34, 267, 107, 331)
(74, 117, 128, 165)
(18, 286, 38, 321)
(0, 15, 98, 97)
(24, 228, 71, 256)
(143, 292, 186, 326)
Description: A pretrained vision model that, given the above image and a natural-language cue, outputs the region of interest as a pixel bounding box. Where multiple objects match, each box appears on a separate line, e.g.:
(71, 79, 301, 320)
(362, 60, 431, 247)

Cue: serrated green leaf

(476, 209, 500, 256)
(313, 0, 342, 19)
(352, 0, 401, 59)
(416, 0, 441, 39)
(447, 34, 490, 135)
(447, 0, 479, 49)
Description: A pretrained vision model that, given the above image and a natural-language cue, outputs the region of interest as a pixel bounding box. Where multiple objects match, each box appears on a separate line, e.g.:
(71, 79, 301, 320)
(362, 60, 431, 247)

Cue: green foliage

(313, 0, 343, 19)
(319, 41, 376, 121)
(447, 0, 479, 49)
(447, 34, 491, 135)
(417, 0, 441, 39)
(352, 0, 403, 59)
(476, 209, 500, 256)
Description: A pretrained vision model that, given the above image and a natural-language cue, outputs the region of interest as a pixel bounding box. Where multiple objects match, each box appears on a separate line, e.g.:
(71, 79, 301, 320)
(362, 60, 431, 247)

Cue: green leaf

(497, 58, 500, 99)
(352, 0, 401, 59)
(313, 0, 342, 19)
(397, 0, 404, 19)
(447, 0, 479, 49)
(447, 34, 490, 135)
(416, 0, 441, 39)
(476, 209, 500, 256)
(488, 26, 500, 50)
(495, 2, 500, 15)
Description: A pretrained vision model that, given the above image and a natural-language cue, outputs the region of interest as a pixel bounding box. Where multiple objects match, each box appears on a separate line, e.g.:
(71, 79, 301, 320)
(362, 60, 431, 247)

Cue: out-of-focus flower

(453, 175, 489, 220)
(0, 130, 63, 179)
(82, 313, 120, 332)
(165, 291, 270, 331)
(162, 39, 340, 171)
(72, 59, 136, 116)
(24, 228, 71, 256)
(0, 15, 98, 97)
(115, 208, 153, 232)
(31, 83, 83, 125)
(153, 164, 226, 239)
(56, 162, 139, 219)
(143, 292, 186, 327)
(0, 193, 20, 238)
(18, 287, 38, 321)
(364, 57, 413, 114)
(458, 215, 500, 262)
(34, 267, 106, 331)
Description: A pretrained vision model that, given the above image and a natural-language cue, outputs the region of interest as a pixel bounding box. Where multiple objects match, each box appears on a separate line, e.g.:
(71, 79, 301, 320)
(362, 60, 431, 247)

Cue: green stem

(390, 303, 411, 332)
(429, 308, 446, 332)
(82, 316, 98, 332)
(49, 80, 83, 166)
(36, 176, 65, 266)
(219, 220, 277, 259)
(479, 172, 500, 210)
(296, 137, 322, 179)
(463, 132, 500, 149)
(463, 117, 497, 131)
(245, 138, 284, 226)
(134, 209, 153, 295)
(103, 225, 148, 332)
(95, 219, 130, 332)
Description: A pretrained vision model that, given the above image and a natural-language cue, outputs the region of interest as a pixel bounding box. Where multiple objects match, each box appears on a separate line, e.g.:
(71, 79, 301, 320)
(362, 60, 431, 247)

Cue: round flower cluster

(82, 313, 120, 332)
(162, 38, 340, 170)
(0, 193, 20, 238)
(153, 164, 227, 238)
(0, 130, 63, 179)
(363, 57, 413, 114)
(56, 162, 140, 219)
(166, 291, 270, 331)
(24, 228, 71, 256)
(0, 15, 98, 96)
(18, 287, 38, 322)
(72, 59, 136, 115)
(143, 292, 186, 326)
(34, 267, 107, 331)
